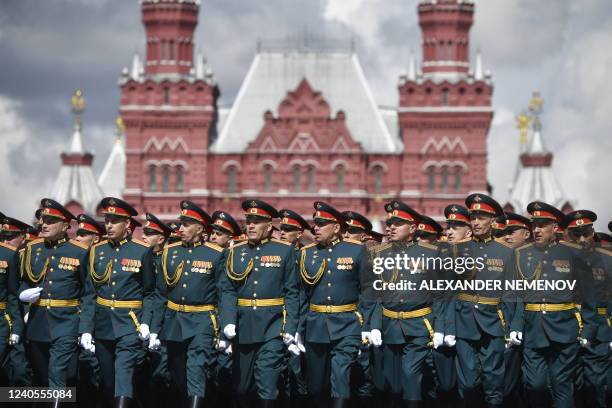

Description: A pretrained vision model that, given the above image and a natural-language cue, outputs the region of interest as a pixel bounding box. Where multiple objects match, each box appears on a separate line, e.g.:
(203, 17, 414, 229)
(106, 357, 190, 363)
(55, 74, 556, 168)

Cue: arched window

(447, 41, 454, 60)
(227, 166, 237, 193)
(440, 166, 449, 193)
(176, 166, 184, 192)
(335, 165, 346, 192)
(438, 40, 446, 60)
(163, 88, 170, 104)
(442, 88, 449, 106)
(149, 165, 157, 192)
(169, 41, 174, 61)
(454, 166, 463, 192)
(162, 166, 170, 193)
(160, 40, 166, 61)
(371, 165, 384, 194)
(306, 164, 316, 192)
(263, 164, 274, 192)
(426, 166, 435, 192)
(292, 165, 301, 192)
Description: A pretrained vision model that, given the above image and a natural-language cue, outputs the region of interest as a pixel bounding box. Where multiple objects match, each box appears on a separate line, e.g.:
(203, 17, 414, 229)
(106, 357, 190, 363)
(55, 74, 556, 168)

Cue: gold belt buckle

(326, 305, 332, 313)
(179, 304, 186, 312)
(251, 299, 257, 307)
(110, 299, 116, 309)
(398, 311, 405, 319)
(542, 303, 547, 314)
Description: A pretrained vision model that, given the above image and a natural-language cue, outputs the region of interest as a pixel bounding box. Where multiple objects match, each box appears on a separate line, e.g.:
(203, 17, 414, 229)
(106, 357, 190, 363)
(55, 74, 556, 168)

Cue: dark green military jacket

(510, 240, 597, 348)
(581, 245, 611, 343)
(20, 237, 92, 342)
(219, 238, 299, 345)
(298, 237, 373, 343)
(369, 240, 445, 344)
(155, 240, 225, 342)
(84, 236, 155, 340)
(451, 237, 515, 340)
(0, 242, 23, 339)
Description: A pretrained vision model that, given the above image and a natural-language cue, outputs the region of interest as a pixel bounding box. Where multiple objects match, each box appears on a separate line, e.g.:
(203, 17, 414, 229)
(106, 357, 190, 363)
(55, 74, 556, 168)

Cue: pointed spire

(474, 48, 483, 80)
(131, 53, 142, 80)
(195, 51, 205, 79)
(408, 49, 416, 81)
(69, 122, 84, 153)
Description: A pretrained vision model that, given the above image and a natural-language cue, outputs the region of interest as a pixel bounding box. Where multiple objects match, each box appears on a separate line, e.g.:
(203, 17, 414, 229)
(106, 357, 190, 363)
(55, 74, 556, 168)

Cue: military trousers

(3, 342, 31, 386)
(350, 345, 373, 397)
(96, 332, 145, 398)
(384, 336, 434, 401)
(285, 351, 308, 397)
(432, 345, 457, 395)
(167, 332, 214, 398)
(26, 336, 78, 387)
(577, 342, 609, 408)
(523, 341, 579, 408)
(233, 337, 285, 400)
(305, 335, 360, 399)
(455, 335, 505, 405)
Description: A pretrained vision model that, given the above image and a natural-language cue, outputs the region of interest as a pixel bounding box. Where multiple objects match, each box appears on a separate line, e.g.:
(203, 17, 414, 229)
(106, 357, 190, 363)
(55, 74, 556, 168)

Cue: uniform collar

(45, 236, 67, 248)
(182, 240, 203, 248)
(534, 240, 557, 250)
(472, 235, 493, 243)
(248, 237, 269, 247)
(318, 236, 341, 249)
(109, 235, 131, 248)
(154, 249, 163, 256)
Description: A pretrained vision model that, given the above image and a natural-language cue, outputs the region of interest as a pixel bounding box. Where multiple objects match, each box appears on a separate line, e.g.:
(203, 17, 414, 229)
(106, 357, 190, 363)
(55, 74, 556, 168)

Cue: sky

(0, 0, 611, 230)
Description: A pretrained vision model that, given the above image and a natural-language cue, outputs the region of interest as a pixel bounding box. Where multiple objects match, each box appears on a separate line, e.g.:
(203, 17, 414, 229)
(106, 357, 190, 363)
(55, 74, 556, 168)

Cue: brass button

(255, 268, 259, 272)
(50, 268, 54, 272)
(182, 284, 187, 288)
(188, 249, 192, 253)
(254, 281, 258, 285)
(327, 296, 331, 300)
(51, 256, 55, 260)
(111, 294, 115, 298)
(112, 282, 116, 286)
(253, 293, 257, 298)
(113, 271, 116, 274)
(181, 296, 185, 301)
(187, 260, 191, 264)
(327, 283, 331, 287)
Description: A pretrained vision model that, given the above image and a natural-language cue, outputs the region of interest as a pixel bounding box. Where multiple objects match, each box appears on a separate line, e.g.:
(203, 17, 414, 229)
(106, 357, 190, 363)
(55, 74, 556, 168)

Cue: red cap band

(2, 224, 23, 232)
(144, 220, 164, 233)
(446, 213, 469, 224)
(346, 219, 365, 229)
(507, 219, 529, 229)
(213, 219, 233, 234)
(79, 222, 100, 234)
(244, 207, 271, 218)
(567, 218, 593, 228)
(388, 209, 416, 222)
(530, 210, 558, 221)
(469, 203, 496, 215)
(43, 207, 68, 220)
(281, 217, 302, 229)
(314, 210, 337, 222)
(417, 223, 437, 234)
(181, 209, 206, 223)
(104, 206, 130, 217)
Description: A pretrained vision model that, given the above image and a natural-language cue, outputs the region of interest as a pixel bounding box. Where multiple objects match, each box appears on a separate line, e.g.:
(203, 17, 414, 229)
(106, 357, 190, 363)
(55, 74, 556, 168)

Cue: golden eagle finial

(516, 110, 531, 146)
(115, 116, 125, 134)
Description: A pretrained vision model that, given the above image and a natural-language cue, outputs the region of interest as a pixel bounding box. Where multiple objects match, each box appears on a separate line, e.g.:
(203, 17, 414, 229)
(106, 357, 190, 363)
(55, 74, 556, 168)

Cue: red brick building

(111, 0, 494, 228)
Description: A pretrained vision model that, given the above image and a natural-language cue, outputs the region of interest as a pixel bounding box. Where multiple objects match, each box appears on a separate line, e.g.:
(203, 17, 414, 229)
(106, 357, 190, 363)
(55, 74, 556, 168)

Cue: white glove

(579, 337, 590, 348)
(361, 331, 371, 347)
(24, 312, 28, 324)
(283, 332, 295, 346)
(148, 333, 161, 351)
(509, 331, 522, 346)
(295, 332, 306, 353)
(369, 329, 383, 347)
(223, 324, 236, 340)
(216, 339, 228, 351)
(224, 344, 233, 356)
(8, 334, 20, 345)
(433, 332, 444, 349)
(443, 334, 456, 347)
(138, 323, 150, 341)
(19, 287, 43, 303)
(80, 333, 95, 352)
(288, 343, 301, 356)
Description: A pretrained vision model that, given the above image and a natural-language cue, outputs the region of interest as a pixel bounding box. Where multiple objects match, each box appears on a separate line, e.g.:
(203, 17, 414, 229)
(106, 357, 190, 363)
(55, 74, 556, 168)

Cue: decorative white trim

(260, 159, 278, 170)
(421, 160, 468, 170)
(288, 133, 320, 152)
(143, 136, 190, 153)
(221, 160, 242, 172)
(259, 136, 277, 152)
(331, 137, 350, 153)
(421, 136, 468, 154)
(398, 106, 493, 113)
(368, 161, 388, 173)
(330, 159, 349, 170)
(144, 159, 188, 169)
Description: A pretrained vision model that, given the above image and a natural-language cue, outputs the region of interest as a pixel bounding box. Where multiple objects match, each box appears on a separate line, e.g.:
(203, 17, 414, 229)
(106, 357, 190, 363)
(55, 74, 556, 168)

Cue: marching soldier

(563, 210, 611, 408)
(210, 210, 241, 248)
(509, 201, 597, 408)
(444, 205, 472, 243)
(0, 215, 25, 384)
(298, 202, 373, 408)
(141, 213, 173, 408)
(369, 201, 444, 408)
(454, 194, 515, 408)
(219, 200, 300, 407)
(492, 215, 508, 242)
(86, 197, 156, 407)
(415, 215, 443, 244)
(278, 209, 310, 408)
(75, 214, 105, 247)
(503, 212, 531, 248)
(153, 201, 224, 408)
(17, 199, 92, 401)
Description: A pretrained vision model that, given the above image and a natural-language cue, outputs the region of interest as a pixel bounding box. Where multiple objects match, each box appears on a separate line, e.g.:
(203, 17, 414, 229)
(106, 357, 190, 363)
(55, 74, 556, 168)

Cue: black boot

(188, 396, 205, 408)
(115, 396, 133, 408)
(260, 399, 275, 408)
(330, 398, 348, 408)
(402, 400, 423, 408)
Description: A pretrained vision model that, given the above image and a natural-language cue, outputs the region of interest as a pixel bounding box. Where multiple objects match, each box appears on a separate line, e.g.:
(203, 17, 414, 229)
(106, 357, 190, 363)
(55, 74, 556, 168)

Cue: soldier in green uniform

(277, 209, 310, 408)
(453, 194, 515, 408)
(341, 210, 377, 408)
(208, 210, 241, 407)
(74, 214, 106, 408)
(444, 205, 472, 244)
(298, 202, 373, 408)
(415, 215, 443, 244)
(85, 197, 156, 408)
(368, 201, 444, 408)
(492, 215, 508, 243)
(141, 212, 173, 408)
(219, 200, 300, 408)
(500, 212, 531, 408)
(563, 210, 611, 408)
(0, 215, 25, 384)
(153, 201, 224, 408)
(509, 201, 597, 408)
(18, 199, 93, 402)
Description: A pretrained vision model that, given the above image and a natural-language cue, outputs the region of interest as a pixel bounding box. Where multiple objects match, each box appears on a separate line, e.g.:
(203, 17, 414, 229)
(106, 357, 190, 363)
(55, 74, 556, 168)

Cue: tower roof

(98, 117, 126, 200)
(48, 90, 104, 215)
(211, 51, 403, 154)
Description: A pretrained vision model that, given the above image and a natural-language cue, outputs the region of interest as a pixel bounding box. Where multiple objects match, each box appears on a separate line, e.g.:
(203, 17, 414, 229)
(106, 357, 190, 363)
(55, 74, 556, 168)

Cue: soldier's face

(245, 216, 272, 243)
(532, 220, 556, 245)
(446, 224, 471, 242)
(388, 220, 415, 242)
(279, 226, 302, 245)
(179, 220, 204, 243)
(4, 233, 25, 249)
(75, 232, 99, 248)
(40, 216, 69, 240)
(313, 220, 341, 244)
(104, 215, 130, 241)
(569, 226, 595, 248)
(505, 228, 530, 248)
(470, 213, 493, 238)
(142, 231, 166, 250)
(343, 227, 366, 242)
(210, 229, 232, 247)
